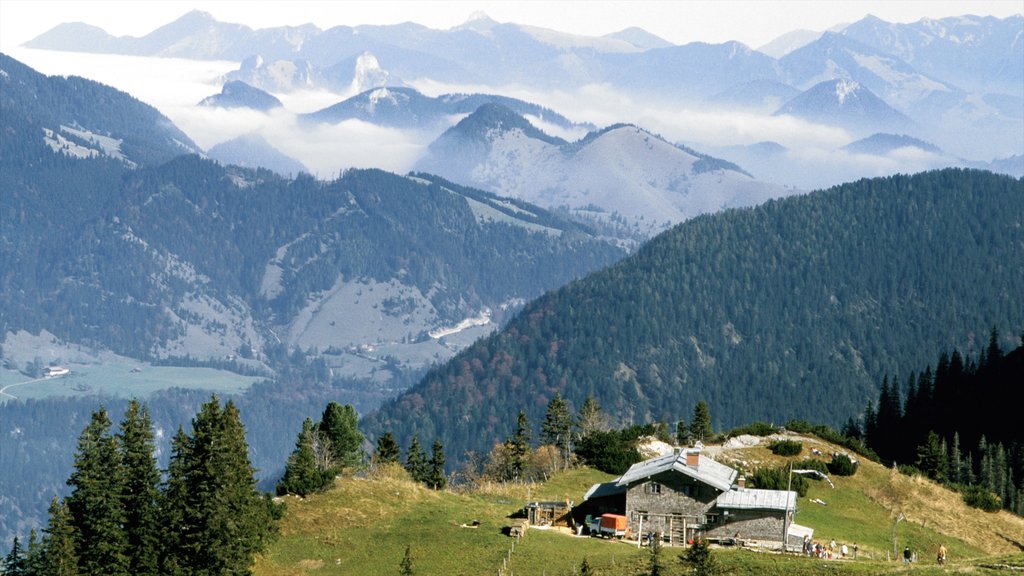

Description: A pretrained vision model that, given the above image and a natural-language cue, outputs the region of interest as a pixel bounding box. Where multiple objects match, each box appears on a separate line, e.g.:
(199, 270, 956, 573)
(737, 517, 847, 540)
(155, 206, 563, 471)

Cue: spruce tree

(509, 411, 532, 481)
(41, 497, 79, 576)
(405, 436, 428, 483)
(25, 529, 45, 576)
(541, 392, 573, 465)
(3, 536, 26, 576)
(66, 407, 129, 576)
(277, 418, 328, 496)
(319, 402, 364, 469)
(118, 400, 161, 576)
(428, 440, 447, 490)
(374, 432, 401, 465)
(691, 401, 712, 442)
(163, 397, 277, 575)
(675, 419, 688, 445)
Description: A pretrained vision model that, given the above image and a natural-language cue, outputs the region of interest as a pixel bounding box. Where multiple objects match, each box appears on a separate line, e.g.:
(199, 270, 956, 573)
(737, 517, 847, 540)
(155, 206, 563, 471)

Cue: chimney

(737, 476, 746, 489)
(686, 451, 700, 468)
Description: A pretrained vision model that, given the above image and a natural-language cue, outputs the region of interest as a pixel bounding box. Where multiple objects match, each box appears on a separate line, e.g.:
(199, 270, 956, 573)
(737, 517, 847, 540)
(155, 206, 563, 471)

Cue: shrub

(795, 458, 829, 474)
(750, 465, 808, 496)
(727, 422, 779, 437)
(768, 439, 803, 456)
(961, 486, 1002, 512)
(827, 453, 858, 476)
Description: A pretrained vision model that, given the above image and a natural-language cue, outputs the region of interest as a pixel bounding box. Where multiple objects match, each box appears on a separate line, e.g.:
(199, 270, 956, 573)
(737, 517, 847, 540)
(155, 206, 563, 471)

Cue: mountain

(362, 169, 1024, 466)
(224, 54, 322, 93)
(207, 134, 306, 176)
(774, 79, 915, 135)
(779, 32, 961, 112)
(757, 28, 826, 58)
(840, 14, 1024, 96)
(416, 104, 788, 240)
(842, 133, 942, 155)
(603, 27, 674, 51)
(0, 52, 199, 167)
(302, 87, 585, 132)
(198, 80, 284, 110)
(0, 54, 624, 377)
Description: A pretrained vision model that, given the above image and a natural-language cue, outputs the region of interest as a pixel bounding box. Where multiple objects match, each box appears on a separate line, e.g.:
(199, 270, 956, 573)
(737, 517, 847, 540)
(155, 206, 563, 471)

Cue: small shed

(524, 500, 573, 527)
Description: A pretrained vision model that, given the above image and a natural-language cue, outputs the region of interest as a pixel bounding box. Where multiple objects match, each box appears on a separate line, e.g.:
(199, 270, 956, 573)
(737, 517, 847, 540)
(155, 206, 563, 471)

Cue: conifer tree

(509, 411, 532, 481)
(66, 407, 128, 576)
(118, 400, 161, 576)
(374, 432, 401, 464)
(41, 497, 78, 576)
(163, 397, 277, 575)
(405, 436, 428, 483)
(576, 395, 606, 437)
(541, 392, 573, 465)
(691, 401, 712, 442)
(277, 418, 328, 496)
(3, 536, 26, 576)
(675, 419, 688, 445)
(428, 440, 447, 490)
(25, 529, 45, 576)
(949, 432, 963, 484)
(319, 402, 364, 469)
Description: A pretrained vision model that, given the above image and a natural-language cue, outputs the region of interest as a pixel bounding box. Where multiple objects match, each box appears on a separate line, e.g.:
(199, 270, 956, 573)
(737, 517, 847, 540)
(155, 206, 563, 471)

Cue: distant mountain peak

(351, 52, 393, 94)
(458, 11, 500, 33)
(834, 79, 861, 105)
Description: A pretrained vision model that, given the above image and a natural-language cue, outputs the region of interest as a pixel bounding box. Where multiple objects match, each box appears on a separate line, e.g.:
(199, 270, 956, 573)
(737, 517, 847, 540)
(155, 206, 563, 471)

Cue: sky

(1, 0, 1022, 52)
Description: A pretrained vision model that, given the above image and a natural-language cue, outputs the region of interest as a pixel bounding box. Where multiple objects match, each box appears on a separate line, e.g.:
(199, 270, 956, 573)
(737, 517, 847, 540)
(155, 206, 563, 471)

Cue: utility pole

(782, 461, 793, 552)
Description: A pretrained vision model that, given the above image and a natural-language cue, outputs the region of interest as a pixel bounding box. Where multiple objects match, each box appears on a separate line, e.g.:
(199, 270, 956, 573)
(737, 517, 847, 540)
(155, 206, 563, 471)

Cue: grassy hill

(254, 433, 1024, 575)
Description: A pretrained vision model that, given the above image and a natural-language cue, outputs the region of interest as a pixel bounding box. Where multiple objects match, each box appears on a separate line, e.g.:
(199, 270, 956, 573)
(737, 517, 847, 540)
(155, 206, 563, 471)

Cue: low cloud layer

(8, 48, 1014, 190)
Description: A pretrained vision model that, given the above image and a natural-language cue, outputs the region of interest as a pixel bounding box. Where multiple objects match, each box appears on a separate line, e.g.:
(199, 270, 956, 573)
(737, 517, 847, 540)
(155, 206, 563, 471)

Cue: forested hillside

(363, 169, 1024, 464)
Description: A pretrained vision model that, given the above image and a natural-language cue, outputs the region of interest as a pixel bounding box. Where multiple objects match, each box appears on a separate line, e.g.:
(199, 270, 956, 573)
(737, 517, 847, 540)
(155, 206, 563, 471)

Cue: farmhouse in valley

(580, 448, 811, 548)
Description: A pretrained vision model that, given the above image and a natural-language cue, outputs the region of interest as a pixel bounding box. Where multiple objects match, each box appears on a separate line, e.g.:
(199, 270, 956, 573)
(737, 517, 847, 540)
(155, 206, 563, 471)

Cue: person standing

(853, 543, 858, 559)
(904, 546, 912, 565)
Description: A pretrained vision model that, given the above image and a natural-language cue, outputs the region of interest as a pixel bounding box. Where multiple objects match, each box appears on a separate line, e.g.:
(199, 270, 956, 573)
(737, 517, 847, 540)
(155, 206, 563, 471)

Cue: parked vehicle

(588, 513, 628, 538)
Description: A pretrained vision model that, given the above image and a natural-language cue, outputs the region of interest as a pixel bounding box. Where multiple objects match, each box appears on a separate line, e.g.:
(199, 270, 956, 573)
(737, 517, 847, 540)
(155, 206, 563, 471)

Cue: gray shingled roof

(615, 450, 738, 492)
(715, 487, 797, 511)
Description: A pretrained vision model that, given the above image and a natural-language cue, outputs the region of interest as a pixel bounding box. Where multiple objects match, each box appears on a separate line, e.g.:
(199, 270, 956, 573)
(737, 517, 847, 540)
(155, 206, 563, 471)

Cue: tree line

(2, 397, 279, 575)
(853, 330, 1024, 515)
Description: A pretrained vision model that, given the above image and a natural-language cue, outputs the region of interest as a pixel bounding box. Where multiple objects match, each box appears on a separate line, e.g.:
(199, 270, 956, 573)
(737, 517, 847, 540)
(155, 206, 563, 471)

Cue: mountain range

(415, 104, 789, 239)
(17, 12, 1021, 188)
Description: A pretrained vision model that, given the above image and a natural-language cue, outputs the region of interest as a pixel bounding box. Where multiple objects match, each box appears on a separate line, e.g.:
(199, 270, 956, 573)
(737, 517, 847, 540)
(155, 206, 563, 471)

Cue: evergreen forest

(363, 169, 1024, 468)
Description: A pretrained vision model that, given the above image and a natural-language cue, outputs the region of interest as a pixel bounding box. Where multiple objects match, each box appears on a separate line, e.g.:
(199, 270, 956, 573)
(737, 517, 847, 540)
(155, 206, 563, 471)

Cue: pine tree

(117, 400, 161, 576)
(277, 418, 329, 496)
(41, 497, 79, 576)
(3, 536, 26, 576)
(541, 392, 573, 466)
(405, 436, 428, 483)
(374, 431, 401, 465)
(319, 402, 364, 469)
(66, 407, 129, 576)
(691, 401, 712, 442)
(648, 534, 664, 576)
(428, 440, 447, 490)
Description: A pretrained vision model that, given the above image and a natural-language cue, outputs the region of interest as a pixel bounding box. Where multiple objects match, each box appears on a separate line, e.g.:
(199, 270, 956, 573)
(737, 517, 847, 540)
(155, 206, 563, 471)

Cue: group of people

(803, 537, 857, 560)
(904, 544, 948, 566)
(801, 536, 948, 565)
